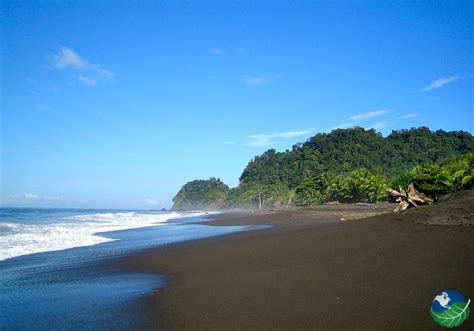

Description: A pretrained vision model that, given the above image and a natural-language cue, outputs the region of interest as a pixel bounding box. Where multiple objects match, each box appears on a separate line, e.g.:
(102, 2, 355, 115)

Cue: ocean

(0, 208, 264, 329)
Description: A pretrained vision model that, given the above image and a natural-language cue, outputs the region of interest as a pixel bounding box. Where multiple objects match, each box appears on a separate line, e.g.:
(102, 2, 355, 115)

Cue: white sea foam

(0, 211, 206, 261)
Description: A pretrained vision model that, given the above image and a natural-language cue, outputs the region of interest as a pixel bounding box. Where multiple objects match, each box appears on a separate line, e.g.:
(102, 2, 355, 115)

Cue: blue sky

(1, 1, 472, 209)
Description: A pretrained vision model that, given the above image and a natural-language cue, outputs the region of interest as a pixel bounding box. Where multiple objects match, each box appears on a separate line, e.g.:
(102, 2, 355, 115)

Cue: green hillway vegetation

(172, 127, 474, 210)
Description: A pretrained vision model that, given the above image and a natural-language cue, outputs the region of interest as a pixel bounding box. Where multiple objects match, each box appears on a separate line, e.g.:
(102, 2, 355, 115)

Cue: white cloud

(21, 192, 39, 199)
(145, 198, 158, 206)
(242, 74, 279, 86)
(51, 47, 87, 69)
(34, 104, 48, 110)
(247, 135, 279, 147)
(210, 48, 226, 55)
(0, 193, 65, 207)
(278, 129, 314, 138)
(367, 121, 388, 130)
(210, 46, 248, 57)
(232, 46, 248, 57)
(246, 129, 314, 147)
(97, 68, 114, 79)
(399, 113, 418, 120)
(50, 46, 114, 86)
(330, 122, 356, 131)
(329, 109, 391, 132)
(77, 75, 97, 86)
(421, 76, 460, 92)
(349, 110, 390, 121)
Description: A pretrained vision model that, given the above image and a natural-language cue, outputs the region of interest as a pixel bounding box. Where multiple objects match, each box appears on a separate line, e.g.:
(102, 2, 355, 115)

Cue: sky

(1, 1, 473, 209)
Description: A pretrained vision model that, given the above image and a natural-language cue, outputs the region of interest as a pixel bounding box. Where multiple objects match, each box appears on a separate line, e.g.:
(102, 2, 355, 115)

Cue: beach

(3, 1, 473, 330)
(0, 210, 264, 329)
(120, 191, 474, 330)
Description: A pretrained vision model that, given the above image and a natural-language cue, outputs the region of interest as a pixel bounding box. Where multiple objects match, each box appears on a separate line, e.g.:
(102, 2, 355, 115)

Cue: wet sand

(119, 192, 474, 330)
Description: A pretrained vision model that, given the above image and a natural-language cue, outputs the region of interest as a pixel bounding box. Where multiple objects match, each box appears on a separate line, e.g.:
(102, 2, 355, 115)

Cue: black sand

(119, 191, 474, 330)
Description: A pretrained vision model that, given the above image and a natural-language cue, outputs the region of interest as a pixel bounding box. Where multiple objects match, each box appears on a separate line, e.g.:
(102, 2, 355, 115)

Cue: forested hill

(172, 127, 473, 210)
(240, 127, 473, 188)
(172, 178, 230, 211)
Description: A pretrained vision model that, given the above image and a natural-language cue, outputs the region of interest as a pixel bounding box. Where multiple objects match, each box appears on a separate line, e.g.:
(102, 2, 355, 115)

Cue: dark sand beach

(120, 191, 474, 330)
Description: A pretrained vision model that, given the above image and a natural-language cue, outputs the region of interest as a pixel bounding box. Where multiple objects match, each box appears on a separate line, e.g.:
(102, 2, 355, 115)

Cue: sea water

(0, 208, 265, 329)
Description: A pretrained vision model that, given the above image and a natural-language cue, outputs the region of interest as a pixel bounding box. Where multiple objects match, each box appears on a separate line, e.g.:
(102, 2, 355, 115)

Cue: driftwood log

(387, 183, 433, 212)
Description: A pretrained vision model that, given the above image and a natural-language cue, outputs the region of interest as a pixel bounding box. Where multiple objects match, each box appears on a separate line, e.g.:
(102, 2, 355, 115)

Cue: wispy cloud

(330, 109, 391, 132)
(97, 68, 113, 79)
(145, 198, 158, 206)
(278, 129, 314, 138)
(51, 47, 87, 69)
(421, 76, 460, 92)
(349, 110, 390, 121)
(232, 46, 248, 57)
(21, 192, 39, 199)
(50, 46, 114, 86)
(247, 135, 278, 147)
(209, 47, 226, 55)
(367, 121, 388, 130)
(25, 77, 38, 84)
(0, 193, 64, 207)
(242, 74, 279, 86)
(246, 129, 314, 147)
(77, 75, 97, 86)
(399, 113, 418, 120)
(208, 74, 221, 81)
(330, 122, 356, 131)
(34, 104, 49, 110)
(209, 46, 248, 57)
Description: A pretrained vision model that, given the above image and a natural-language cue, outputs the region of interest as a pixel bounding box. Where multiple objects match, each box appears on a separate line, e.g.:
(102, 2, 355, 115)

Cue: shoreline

(118, 193, 474, 329)
(0, 210, 267, 330)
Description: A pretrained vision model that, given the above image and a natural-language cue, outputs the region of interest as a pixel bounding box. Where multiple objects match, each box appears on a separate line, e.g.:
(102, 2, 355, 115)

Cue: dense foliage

(172, 178, 230, 210)
(395, 153, 473, 197)
(240, 127, 473, 188)
(294, 169, 389, 205)
(172, 128, 473, 210)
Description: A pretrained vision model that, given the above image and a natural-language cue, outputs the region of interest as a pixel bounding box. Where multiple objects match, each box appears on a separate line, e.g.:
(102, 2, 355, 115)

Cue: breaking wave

(0, 211, 205, 261)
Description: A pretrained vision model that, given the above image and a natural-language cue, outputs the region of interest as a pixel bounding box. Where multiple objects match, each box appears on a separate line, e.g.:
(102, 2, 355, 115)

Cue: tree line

(172, 127, 473, 210)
